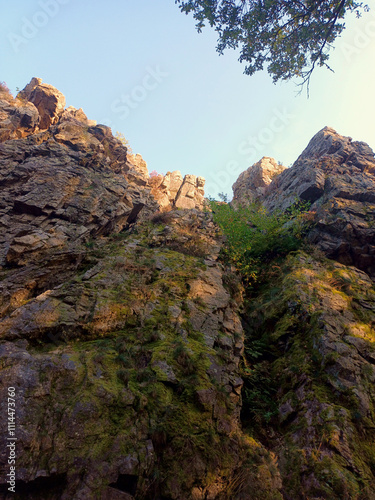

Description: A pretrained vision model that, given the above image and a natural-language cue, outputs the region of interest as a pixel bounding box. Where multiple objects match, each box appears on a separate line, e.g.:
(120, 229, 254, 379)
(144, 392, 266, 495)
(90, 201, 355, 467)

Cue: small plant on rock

(209, 197, 311, 287)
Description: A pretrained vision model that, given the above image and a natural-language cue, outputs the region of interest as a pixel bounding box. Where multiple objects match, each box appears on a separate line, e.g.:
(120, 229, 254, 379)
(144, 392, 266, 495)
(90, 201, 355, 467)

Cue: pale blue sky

(1, 1, 374, 197)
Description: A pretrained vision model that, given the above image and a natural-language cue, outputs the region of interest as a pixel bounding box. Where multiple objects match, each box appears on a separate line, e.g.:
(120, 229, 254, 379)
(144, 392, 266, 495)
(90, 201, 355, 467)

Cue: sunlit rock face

(232, 156, 286, 207)
(18, 77, 66, 129)
(175, 174, 205, 210)
(0, 82, 40, 141)
(0, 78, 207, 269)
(264, 127, 375, 277)
(231, 126, 375, 500)
(233, 127, 375, 277)
(151, 170, 206, 211)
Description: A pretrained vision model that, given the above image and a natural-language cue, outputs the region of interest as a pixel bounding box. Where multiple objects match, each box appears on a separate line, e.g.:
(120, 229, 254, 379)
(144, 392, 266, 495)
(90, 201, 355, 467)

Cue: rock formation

(0, 79, 278, 500)
(18, 77, 66, 130)
(264, 126, 375, 278)
(0, 78, 374, 499)
(229, 126, 375, 499)
(151, 171, 206, 211)
(0, 83, 40, 141)
(232, 156, 286, 207)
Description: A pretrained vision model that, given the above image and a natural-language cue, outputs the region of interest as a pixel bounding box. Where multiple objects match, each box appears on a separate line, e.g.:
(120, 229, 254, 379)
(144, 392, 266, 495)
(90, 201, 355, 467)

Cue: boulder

(19, 77, 66, 129)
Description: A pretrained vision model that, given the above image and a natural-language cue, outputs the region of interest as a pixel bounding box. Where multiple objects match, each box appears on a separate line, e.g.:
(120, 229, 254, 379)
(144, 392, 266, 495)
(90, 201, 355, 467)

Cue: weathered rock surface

(231, 125, 375, 499)
(151, 171, 206, 211)
(0, 209, 281, 500)
(18, 77, 66, 129)
(127, 153, 149, 181)
(242, 251, 375, 499)
(0, 84, 40, 141)
(175, 174, 205, 210)
(232, 156, 286, 207)
(264, 127, 375, 277)
(2, 77, 375, 500)
(0, 128, 156, 268)
(0, 78, 208, 272)
(0, 78, 279, 500)
(235, 127, 375, 278)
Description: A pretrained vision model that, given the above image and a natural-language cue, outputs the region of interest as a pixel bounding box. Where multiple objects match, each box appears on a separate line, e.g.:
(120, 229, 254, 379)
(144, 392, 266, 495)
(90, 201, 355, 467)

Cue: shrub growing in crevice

(209, 198, 311, 287)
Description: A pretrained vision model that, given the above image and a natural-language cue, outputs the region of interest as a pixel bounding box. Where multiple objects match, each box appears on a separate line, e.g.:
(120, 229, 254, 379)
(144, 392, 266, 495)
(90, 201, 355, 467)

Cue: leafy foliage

(175, 0, 369, 88)
(209, 197, 310, 285)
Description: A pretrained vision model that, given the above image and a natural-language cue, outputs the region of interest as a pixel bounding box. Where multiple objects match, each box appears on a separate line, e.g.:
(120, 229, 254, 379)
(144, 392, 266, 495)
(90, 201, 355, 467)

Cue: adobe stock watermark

(8, 0, 70, 53)
(100, 66, 169, 127)
(341, 11, 375, 63)
(206, 106, 295, 197)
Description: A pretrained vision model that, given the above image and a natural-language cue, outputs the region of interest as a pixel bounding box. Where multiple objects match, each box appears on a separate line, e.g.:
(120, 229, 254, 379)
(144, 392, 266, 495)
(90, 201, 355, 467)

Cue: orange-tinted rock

(232, 156, 286, 207)
(19, 77, 66, 129)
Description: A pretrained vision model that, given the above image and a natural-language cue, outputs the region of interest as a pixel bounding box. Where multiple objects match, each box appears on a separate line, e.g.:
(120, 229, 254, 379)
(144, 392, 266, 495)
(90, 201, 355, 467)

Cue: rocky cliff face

(233, 127, 375, 500)
(233, 127, 375, 278)
(0, 79, 281, 499)
(0, 79, 374, 500)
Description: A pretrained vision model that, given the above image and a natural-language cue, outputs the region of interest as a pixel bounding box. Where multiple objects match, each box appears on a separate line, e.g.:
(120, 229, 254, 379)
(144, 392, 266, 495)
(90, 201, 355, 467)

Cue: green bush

(209, 198, 310, 286)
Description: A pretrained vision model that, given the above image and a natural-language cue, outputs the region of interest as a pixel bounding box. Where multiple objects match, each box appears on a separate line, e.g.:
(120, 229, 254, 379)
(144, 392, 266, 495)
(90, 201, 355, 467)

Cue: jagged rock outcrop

(0, 78, 208, 272)
(151, 171, 206, 211)
(127, 153, 149, 181)
(0, 124, 156, 268)
(18, 77, 66, 130)
(0, 84, 40, 141)
(232, 156, 286, 207)
(263, 127, 375, 277)
(175, 174, 205, 210)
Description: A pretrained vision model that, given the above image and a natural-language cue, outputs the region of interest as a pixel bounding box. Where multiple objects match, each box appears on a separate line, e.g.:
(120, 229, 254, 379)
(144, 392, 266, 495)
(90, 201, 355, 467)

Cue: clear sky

(1, 1, 374, 198)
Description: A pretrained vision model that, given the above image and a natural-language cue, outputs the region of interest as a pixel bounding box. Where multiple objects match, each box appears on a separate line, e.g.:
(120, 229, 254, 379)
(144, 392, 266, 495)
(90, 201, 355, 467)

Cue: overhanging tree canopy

(175, 0, 369, 88)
